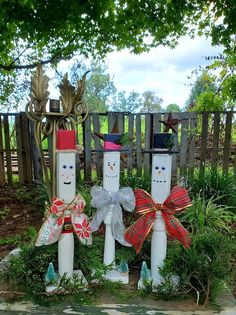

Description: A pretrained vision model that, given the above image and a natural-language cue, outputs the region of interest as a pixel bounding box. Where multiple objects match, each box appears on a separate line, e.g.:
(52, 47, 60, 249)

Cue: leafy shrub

(187, 169, 236, 208)
(0, 235, 106, 302)
(158, 232, 235, 306)
(120, 172, 151, 192)
(180, 195, 236, 235)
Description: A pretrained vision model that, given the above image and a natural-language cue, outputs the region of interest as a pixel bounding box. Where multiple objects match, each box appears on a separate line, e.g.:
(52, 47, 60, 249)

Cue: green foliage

(120, 172, 151, 192)
(159, 232, 236, 305)
(1, 0, 235, 72)
(185, 70, 220, 111)
(187, 169, 236, 208)
(56, 61, 116, 113)
(140, 91, 163, 113)
(163, 134, 175, 150)
(180, 195, 236, 235)
(207, 46, 236, 108)
(84, 62, 116, 112)
(0, 227, 38, 246)
(116, 245, 137, 265)
(195, 90, 224, 111)
(0, 206, 11, 220)
(165, 104, 181, 112)
(0, 234, 106, 302)
(1, 243, 58, 298)
(74, 236, 106, 281)
(110, 90, 142, 113)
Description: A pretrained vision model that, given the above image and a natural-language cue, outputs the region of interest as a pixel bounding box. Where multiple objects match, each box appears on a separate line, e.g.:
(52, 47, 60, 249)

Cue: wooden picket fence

(0, 111, 235, 185)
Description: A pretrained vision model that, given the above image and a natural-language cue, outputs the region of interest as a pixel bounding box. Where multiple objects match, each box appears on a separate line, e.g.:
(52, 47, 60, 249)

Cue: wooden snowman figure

(36, 130, 92, 290)
(125, 115, 191, 290)
(90, 130, 135, 284)
(150, 133, 175, 287)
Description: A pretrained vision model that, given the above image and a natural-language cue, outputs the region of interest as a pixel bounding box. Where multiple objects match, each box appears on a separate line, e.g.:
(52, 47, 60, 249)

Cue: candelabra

(26, 65, 89, 201)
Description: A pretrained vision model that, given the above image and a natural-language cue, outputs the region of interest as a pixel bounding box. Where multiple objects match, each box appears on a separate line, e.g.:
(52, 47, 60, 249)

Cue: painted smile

(63, 181, 71, 185)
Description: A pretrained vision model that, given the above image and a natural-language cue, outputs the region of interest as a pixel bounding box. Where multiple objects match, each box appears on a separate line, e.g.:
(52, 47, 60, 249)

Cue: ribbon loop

(90, 185, 135, 246)
(124, 186, 192, 254)
(36, 193, 92, 246)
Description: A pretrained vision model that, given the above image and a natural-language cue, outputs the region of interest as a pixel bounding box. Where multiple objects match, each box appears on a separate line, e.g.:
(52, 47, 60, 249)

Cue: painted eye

(162, 167, 166, 170)
(113, 163, 116, 166)
(108, 162, 110, 166)
(69, 166, 73, 169)
(63, 165, 67, 169)
(155, 166, 159, 170)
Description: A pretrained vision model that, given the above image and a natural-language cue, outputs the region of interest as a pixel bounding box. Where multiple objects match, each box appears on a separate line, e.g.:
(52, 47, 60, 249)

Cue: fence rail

(0, 111, 235, 185)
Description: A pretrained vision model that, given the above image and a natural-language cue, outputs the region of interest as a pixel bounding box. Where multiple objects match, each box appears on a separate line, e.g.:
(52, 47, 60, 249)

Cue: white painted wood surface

(151, 153, 172, 285)
(57, 152, 76, 278)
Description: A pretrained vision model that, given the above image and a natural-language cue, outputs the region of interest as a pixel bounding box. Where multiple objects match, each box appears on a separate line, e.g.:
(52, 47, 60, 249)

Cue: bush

(158, 232, 236, 305)
(187, 169, 236, 208)
(179, 195, 236, 235)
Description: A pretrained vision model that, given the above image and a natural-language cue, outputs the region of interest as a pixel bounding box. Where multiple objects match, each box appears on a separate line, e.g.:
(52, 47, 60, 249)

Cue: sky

(105, 35, 223, 109)
(49, 35, 223, 110)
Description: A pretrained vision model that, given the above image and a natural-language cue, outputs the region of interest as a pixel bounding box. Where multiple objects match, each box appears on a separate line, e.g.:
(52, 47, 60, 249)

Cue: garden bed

(0, 185, 42, 260)
(0, 171, 235, 307)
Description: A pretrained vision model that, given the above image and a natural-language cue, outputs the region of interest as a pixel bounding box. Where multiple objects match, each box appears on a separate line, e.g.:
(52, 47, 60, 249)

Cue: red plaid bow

(124, 186, 192, 254)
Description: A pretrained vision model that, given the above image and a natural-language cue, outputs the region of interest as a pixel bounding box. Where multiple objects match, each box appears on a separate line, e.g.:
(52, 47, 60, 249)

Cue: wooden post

(127, 113, 134, 173)
(92, 113, 103, 179)
(0, 115, 5, 185)
(211, 112, 221, 169)
(223, 111, 233, 173)
(20, 113, 32, 184)
(188, 112, 197, 176)
(199, 112, 209, 176)
(83, 115, 92, 181)
(179, 116, 189, 176)
(144, 114, 151, 176)
(136, 114, 142, 176)
(15, 114, 25, 184)
(3, 115, 12, 184)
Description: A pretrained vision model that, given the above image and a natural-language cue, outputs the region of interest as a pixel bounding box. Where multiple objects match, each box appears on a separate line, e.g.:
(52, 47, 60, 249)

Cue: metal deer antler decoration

(26, 65, 89, 201)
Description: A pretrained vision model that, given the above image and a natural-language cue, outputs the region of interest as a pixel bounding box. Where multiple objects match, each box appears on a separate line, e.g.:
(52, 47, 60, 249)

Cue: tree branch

(0, 34, 79, 71)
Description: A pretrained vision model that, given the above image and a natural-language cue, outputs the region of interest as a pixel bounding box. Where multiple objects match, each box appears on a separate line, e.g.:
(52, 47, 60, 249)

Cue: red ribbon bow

(35, 194, 92, 247)
(124, 186, 192, 254)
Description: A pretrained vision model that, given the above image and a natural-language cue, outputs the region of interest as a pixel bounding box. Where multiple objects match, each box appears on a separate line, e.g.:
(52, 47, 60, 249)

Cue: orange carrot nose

(158, 170, 161, 175)
(110, 166, 113, 170)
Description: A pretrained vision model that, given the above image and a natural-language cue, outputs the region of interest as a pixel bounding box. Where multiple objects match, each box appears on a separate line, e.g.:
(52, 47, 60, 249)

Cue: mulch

(0, 185, 42, 260)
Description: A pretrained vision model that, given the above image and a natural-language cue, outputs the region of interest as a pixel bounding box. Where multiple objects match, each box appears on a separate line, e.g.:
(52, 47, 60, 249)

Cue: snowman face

(103, 152, 120, 192)
(151, 154, 172, 202)
(57, 152, 76, 202)
(60, 162, 75, 185)
(104, 154, 120, 179)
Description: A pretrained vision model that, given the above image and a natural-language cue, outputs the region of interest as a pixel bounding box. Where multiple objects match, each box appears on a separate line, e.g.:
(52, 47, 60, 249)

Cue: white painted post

(151, 153, 172, 285)
(103, 151, 120, 266)
(57, 152, 76, 278)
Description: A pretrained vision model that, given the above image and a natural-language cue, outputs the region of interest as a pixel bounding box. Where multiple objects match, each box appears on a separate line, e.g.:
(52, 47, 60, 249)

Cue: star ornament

(159, 112, 179, 134)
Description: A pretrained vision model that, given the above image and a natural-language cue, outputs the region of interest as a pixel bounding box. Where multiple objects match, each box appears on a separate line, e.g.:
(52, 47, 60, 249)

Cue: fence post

(0, 115, 5, 184)
(15, 113, 25, 184)
(3, 115, 12, 184)
(223, 111, 233, 173)
(199, 112, 209, 176)
(83, 114, 92, 181)
(92, 113, 103, 179)
(127, 113, 134, 173)
(136, 114, 142, 176)
(144, 114, 151, 176)
(29, 120, 43, 181)
(188, 112, 197, 176)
